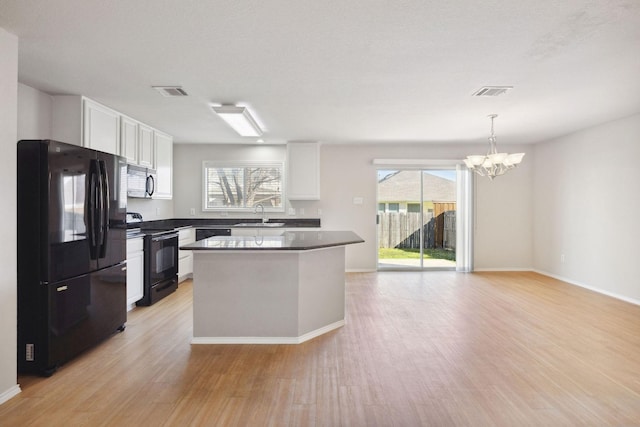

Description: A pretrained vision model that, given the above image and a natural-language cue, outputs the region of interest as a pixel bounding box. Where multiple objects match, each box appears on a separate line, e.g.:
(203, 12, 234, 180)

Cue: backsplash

(127, 198, 174, 221)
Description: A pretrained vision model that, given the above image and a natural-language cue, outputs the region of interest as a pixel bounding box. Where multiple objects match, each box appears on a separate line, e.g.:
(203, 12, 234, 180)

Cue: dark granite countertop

(128, 218, 320, 231)
(180, 230, 364, 251)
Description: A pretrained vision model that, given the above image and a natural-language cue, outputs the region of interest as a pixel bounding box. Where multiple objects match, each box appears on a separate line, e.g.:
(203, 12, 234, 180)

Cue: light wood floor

(2, 271, 640, 426)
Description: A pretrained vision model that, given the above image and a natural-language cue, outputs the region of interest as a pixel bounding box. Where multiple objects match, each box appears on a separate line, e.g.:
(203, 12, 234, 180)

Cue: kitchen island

(180, 230, 364, 344)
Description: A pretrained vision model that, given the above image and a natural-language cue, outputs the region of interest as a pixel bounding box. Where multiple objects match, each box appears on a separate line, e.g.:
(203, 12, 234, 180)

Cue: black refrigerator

(17, 140, 128, 376)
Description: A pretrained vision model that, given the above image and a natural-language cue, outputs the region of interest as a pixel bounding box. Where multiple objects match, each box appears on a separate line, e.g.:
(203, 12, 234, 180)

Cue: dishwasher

(195, 228, 232, 241)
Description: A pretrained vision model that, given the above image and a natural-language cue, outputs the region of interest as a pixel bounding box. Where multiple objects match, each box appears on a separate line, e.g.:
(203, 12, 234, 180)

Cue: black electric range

(136, 228, 179, 306)
(126, 214, 180, 306)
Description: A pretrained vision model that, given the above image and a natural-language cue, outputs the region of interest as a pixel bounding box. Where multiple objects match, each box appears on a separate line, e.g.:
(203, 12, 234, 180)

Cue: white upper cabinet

(120, 115, 138, 164)
(138, 123, 155, 168)
(154, 130, 173, 199)
(287, 142, 320, 200)
(52, 96, 120, 156)
(83, 99, 120, 155)
(53, 95, 174, 197)
(121, 117, 155, 169)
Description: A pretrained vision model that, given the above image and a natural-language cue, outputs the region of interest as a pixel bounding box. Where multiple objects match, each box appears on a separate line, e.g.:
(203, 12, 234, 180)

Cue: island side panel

(297, 246, 346, 336)
(192, 251, 300, 338)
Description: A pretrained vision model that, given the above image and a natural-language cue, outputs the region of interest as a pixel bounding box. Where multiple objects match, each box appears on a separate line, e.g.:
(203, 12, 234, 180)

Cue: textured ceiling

(1, 0, 639, 145)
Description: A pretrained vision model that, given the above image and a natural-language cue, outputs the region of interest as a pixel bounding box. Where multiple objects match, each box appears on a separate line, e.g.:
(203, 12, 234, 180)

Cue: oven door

(149, 233, 178, 284)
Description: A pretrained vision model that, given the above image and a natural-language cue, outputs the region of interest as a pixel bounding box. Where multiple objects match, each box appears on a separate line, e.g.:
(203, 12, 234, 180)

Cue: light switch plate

(353, 197, 364, 205)
(288, 208, 296, 215)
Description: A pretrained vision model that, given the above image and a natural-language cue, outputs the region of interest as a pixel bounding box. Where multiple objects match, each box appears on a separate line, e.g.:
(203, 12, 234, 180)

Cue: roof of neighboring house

(378, 171, 456, 202)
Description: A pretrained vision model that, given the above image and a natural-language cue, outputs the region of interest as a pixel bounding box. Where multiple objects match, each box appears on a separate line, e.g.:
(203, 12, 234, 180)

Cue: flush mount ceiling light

(464, 114, 525, 180)
(211, 105, 263, 137)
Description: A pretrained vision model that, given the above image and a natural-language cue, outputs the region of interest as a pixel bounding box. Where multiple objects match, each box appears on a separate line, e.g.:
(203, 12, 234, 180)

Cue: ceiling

(1, 0, 639, 145)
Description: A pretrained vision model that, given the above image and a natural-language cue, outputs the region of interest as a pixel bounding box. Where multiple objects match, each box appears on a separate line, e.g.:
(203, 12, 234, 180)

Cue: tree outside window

(203, 162, 284, 211)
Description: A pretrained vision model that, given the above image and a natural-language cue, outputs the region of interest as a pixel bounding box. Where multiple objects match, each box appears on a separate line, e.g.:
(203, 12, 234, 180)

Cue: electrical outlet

(220, 211, 228, 217)
(288, 208, 296, 216)
(190, 208, 196, 216)
(300, 208, 305, 216)
(155, 207, 160, 216)
(317, 208, 322, 216)
(26, 344, 34, 361)
(560, 254, 565, 263)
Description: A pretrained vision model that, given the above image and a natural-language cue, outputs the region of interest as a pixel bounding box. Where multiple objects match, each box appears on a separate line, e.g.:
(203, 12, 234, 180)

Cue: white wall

(473, 158, 534, 270)
(318, 144, 533, 271)
(17, 83, 52, 140)
(0, 26, 20, 404)
(533, 113, 640, 303)
(174, 142, 534, 271)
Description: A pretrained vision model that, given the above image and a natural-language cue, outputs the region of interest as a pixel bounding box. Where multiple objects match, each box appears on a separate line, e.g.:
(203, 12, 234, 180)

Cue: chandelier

(464, 114, 525, 180)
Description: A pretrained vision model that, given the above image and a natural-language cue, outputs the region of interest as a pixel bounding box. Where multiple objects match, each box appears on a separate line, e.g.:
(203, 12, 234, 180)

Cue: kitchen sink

(234, 222, 286, 228)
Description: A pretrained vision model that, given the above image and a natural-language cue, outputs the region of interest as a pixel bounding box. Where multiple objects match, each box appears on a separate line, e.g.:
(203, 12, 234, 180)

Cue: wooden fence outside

(443, 210, 456, 250)
(378, 211, 456, 250)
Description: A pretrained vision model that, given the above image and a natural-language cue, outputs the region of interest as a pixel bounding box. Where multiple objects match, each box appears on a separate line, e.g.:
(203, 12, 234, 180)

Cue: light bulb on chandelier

(464, 114, 525, 180)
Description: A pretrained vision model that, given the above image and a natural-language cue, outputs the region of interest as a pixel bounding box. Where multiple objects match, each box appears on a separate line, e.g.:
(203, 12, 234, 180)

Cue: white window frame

(373, 159, 473, 272)
(202, 161, 285, 212)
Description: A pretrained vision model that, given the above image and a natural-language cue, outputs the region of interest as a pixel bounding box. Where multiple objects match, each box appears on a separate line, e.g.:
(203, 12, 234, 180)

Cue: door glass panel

(62, 174, 86, 242)
(156, 246, 176, 274)
(377, 169, 457, 270)
(150, 237, 178, 284)
(48, 142, 95, 281)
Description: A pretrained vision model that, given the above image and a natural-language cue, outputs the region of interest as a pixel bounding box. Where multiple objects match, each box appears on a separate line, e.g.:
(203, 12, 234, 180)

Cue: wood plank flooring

(2, 271, 640, 426)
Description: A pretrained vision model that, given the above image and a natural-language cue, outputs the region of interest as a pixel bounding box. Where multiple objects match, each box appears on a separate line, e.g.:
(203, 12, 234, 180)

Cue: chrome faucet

(254, 203, 266, 223)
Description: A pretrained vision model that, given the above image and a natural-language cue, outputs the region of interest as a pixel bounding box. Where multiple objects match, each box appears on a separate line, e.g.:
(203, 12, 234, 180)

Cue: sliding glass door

(377, 168, 458, 270)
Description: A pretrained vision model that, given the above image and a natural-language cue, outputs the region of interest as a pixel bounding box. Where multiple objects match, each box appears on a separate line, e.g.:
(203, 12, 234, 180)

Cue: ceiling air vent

(152, 86, 188, 97)
(472, 86, 513, 97)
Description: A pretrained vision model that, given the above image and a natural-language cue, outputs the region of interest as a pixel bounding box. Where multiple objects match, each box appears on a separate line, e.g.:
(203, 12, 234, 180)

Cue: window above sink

(202, 161, 285, 212)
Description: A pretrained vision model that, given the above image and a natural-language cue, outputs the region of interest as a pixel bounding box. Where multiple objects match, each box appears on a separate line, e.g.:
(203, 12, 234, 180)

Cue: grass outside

(378, 247, 456, 261)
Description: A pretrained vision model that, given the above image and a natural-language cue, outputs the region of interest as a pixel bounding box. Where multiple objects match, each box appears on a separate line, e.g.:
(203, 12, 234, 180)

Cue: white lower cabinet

(178, 228, 195, 282)
(126, 237, 144, 310)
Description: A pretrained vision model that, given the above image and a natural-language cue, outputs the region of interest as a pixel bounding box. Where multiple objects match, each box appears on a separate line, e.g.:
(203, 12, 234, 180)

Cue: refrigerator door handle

(97, 160, 109, 258)
(88, 160, 99, 260)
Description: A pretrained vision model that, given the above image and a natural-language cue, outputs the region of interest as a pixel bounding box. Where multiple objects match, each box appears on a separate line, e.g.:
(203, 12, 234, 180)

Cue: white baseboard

(346, 269, 376, 273)
(533, 269, 640, 307)
(191, 320, 345, 345)
(0, 384, 21, 405)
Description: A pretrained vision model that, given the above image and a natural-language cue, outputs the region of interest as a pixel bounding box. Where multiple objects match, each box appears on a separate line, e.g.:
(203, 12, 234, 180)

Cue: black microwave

(127, 164, 156, 198)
